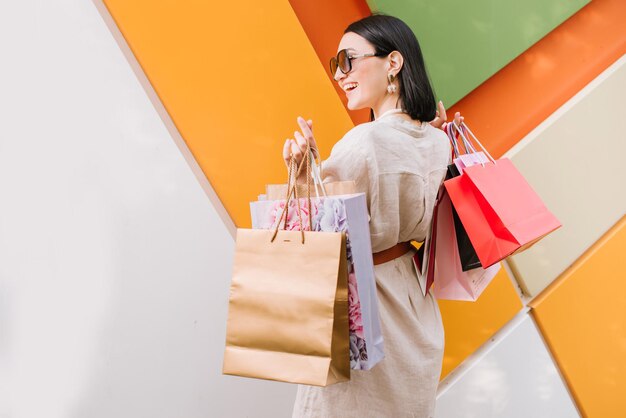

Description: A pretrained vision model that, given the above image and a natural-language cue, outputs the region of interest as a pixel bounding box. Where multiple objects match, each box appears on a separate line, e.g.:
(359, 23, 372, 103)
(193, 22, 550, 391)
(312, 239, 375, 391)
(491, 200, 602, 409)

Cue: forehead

(337, 32, 373, 53)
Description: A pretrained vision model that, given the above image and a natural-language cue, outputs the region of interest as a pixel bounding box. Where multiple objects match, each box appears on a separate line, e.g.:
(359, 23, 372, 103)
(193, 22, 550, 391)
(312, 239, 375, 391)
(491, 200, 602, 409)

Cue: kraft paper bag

(223, 228, 349, 386)
(250, 193, 384, 371)
(433, 191, 500, 301)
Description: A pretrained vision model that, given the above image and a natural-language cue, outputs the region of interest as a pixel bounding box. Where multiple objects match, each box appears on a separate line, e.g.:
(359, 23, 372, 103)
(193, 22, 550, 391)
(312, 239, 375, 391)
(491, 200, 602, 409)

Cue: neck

(372, 95, 405, 120)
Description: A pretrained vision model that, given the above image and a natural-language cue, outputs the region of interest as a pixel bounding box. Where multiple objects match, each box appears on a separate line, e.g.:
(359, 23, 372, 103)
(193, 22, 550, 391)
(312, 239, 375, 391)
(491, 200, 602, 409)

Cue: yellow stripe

(102, 0, 353, 226)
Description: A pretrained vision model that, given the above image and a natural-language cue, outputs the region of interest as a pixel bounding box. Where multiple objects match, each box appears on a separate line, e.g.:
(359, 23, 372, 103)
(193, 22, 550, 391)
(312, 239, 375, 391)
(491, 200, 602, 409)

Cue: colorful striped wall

(2, 0, 623, 416)
(100, 0, 625, 415)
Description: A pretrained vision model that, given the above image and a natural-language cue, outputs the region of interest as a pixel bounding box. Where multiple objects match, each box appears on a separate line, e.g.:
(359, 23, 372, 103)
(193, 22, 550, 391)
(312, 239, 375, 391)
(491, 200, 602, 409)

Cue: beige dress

(292, 113, 451, 418)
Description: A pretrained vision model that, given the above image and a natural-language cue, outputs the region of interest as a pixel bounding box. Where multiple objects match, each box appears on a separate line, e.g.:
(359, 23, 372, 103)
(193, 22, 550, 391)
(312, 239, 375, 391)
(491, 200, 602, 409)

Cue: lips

(343, 82, 359, 92)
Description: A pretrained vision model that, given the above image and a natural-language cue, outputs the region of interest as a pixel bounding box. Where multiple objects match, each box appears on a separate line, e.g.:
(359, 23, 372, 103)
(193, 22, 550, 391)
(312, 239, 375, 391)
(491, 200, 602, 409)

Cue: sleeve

(320, 137, 371, 198)
(321, 132, 402, 252)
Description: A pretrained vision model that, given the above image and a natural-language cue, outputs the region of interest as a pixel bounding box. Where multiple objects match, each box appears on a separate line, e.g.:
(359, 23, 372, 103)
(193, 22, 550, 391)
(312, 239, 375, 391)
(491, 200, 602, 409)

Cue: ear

(388, 51, 404, 74)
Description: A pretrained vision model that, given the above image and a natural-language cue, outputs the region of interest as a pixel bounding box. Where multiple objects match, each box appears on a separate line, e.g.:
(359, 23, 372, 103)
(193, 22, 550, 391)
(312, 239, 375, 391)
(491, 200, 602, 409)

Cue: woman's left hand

(430, 100, 463, 130)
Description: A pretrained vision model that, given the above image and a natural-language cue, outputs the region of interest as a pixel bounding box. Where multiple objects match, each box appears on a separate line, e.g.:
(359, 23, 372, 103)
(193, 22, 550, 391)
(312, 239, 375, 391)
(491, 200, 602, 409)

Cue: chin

(346, 99, 365, 111)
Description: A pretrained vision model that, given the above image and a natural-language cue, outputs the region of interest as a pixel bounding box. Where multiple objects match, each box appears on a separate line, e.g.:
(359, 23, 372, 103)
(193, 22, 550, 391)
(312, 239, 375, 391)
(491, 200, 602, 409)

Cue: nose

(333, 67, 346, 82)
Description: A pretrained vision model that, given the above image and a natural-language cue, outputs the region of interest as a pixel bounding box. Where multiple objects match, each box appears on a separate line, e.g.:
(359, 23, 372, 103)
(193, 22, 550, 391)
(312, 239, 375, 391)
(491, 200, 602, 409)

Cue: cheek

(355, 66, 385, 98)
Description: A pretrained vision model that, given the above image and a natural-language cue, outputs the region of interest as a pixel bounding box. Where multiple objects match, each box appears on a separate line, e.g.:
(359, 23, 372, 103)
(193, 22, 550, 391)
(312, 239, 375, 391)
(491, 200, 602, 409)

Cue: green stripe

(366, 0, 589, 106)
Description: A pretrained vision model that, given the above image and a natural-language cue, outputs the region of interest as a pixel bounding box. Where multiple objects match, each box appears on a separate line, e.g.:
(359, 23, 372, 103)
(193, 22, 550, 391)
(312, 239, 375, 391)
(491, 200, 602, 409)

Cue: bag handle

(271, 139, 314, 243)
(271, 156, 305, 243)
(446, 122, 477, 157)
(310, 150, 327, 197)
(450, 121, 497, 165)
(445, 123, 463, 158)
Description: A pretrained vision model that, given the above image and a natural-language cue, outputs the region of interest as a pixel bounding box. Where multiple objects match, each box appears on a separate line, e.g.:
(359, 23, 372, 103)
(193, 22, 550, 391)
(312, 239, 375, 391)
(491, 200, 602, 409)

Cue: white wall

(436, 314, 580, 418)
(0, 1, 294, 417)
(506, 56, 626, 296)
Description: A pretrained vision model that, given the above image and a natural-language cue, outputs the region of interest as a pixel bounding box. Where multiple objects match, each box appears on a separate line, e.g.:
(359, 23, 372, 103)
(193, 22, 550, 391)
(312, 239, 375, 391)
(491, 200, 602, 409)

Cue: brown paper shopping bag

(224, 147, 350, 386)
(223, 228, 349, 386)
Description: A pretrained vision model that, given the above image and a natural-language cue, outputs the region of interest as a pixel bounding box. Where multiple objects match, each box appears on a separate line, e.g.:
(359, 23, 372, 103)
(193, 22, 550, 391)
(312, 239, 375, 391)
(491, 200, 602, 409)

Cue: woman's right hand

(283, 116, 319, 169)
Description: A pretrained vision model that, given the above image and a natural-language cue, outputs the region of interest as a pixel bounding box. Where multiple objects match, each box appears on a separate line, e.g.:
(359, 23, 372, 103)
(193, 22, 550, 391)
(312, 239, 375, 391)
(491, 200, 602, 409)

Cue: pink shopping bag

(433, 190, 501, 301)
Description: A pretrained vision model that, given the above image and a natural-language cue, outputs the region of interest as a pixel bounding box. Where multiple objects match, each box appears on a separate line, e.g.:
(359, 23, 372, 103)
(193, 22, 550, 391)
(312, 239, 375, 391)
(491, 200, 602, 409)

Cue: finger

(294, 131, 308, 152)
(283, 139, 292, 164)
(297, 116, 315, 145)
(304, 118, 320, 158)
(430, 118, 443, 129)
(452, 112, 464, 130)
(430, 113, 444, 129)
(438, 101, 447, 122)
(290, 140, 303, 162)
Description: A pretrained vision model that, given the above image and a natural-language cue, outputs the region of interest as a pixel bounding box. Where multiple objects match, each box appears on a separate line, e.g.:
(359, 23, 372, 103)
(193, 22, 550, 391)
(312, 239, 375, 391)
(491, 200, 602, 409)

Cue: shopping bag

(225, 153, 351, 386)
(433, 190, 500, 301)
(223, 228, 349, 386)
(445, 165, 481, 271)
(444, 123, 562, 268)
(250, 193, 384, 371)
(411, 186, 440, 297)
(444, 123, 484, 271)
(253, 148, 383, 371)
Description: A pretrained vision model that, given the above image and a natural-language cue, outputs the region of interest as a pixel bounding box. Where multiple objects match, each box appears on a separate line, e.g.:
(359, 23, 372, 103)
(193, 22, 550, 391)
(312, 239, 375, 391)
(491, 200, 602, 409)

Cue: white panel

(435, 315, 580, 418)
(0, 1, 294, 417)
(505, 56, 626, 296)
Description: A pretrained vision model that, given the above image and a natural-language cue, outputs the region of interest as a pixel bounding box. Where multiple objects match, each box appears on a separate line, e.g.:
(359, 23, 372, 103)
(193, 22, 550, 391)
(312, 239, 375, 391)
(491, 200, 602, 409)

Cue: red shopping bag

(443, 122, 561, 268)
(445, 158, 561, 268)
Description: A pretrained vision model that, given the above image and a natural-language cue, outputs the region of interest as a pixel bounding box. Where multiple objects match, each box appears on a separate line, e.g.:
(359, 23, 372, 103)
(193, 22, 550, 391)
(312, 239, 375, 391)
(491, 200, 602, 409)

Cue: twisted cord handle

(271, 138, 315, 243)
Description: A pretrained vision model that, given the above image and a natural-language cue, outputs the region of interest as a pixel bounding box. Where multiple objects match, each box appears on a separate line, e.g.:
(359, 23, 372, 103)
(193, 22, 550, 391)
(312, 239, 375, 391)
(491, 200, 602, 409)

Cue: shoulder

(328, 121, 377, 158)
(329, 119, 451, 166)
(333, 120, 398, 152)
(337, 121, 378, 144)
(427, 124, 453, 163)
(355, 120, 451, 154)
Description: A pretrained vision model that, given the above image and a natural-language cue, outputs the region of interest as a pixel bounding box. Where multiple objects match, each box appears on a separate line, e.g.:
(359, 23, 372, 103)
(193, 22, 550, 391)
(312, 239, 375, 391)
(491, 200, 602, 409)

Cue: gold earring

(387, 73, 397, 94)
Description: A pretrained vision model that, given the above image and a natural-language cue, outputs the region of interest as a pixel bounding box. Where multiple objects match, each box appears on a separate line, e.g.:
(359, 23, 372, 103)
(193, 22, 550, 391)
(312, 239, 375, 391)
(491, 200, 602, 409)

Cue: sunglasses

(329, 49, 384, 76)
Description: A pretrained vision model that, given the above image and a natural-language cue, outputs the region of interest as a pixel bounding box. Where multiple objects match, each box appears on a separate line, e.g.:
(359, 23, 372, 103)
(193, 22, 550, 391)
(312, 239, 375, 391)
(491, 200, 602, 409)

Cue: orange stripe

(446, 0, 626, 158)
(289, 0, 371, 126)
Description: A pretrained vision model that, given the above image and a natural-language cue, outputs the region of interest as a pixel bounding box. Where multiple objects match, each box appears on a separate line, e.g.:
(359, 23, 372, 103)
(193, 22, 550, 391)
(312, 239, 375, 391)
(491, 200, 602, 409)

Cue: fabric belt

(372, 241, 413, 266)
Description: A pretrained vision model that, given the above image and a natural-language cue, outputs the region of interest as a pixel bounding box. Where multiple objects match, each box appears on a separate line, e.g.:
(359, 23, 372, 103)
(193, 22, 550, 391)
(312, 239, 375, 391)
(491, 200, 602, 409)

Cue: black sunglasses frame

(329, 49, 385, 76)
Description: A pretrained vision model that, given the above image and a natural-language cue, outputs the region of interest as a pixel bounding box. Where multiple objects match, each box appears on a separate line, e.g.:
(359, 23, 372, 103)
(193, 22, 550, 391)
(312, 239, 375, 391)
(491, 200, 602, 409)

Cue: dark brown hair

(345, 14, 437, 122)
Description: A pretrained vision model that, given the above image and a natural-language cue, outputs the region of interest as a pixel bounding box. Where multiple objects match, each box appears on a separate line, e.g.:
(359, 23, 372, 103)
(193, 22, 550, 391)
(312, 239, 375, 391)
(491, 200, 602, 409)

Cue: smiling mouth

(344, 82, 359, 93)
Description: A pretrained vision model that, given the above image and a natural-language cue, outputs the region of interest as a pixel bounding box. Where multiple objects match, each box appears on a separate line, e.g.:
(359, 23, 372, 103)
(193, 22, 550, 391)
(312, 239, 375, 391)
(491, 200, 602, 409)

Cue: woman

(283, 14, 463, 418)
